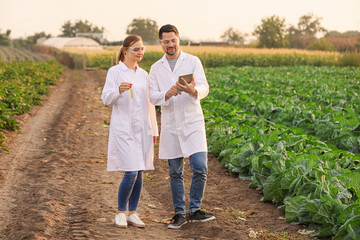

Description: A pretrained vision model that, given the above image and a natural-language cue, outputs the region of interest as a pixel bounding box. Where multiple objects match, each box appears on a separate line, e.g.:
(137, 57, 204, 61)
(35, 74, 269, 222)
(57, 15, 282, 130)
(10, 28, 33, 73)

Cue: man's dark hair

(159, 24, 179, 39)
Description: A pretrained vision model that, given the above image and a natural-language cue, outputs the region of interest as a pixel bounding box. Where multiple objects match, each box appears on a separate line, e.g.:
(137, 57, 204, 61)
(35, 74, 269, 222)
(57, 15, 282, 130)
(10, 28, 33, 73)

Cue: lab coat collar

(160, 50, 185, 74)
(118, 61, 139, 72)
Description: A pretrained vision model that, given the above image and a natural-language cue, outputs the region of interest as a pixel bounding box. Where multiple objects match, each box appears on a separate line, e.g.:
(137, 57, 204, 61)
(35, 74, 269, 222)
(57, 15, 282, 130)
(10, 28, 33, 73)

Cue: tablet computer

(178, 73, 193, 85)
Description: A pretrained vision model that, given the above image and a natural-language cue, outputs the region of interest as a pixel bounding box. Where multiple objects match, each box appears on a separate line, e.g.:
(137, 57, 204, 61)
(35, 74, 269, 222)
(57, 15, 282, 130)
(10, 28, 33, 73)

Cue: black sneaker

(189, 210, 215, 222)
(168, 214, 187, 229)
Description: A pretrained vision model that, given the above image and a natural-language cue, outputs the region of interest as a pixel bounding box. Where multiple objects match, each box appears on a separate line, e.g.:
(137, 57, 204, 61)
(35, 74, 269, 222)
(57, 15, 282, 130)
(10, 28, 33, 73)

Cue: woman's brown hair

(117, 35, 142, 64)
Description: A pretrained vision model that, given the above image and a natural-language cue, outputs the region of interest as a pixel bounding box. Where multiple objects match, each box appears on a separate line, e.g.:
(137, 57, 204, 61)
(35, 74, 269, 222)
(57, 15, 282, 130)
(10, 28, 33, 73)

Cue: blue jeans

(168, 152, 208, 215)
(118, 171, 143, 211)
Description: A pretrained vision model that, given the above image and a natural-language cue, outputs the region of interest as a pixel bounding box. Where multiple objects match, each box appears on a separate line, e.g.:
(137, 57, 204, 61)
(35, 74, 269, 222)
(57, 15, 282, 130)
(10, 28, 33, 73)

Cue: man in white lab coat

(149, 24, 215, 229)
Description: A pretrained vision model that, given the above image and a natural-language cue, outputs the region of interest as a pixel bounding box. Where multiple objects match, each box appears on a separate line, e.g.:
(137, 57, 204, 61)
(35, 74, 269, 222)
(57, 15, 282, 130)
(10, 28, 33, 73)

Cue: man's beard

(166, 46, 177, 56)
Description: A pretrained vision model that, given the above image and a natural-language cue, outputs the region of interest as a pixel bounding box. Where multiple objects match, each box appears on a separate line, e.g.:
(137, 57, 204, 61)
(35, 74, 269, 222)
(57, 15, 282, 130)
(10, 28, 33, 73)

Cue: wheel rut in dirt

(0, 69, 93, 239)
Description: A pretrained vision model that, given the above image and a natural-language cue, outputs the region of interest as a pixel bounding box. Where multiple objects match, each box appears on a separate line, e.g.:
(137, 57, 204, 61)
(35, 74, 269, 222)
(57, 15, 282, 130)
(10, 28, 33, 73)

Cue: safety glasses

(128, 46, 146, 53)
(160, 38, 179, 46)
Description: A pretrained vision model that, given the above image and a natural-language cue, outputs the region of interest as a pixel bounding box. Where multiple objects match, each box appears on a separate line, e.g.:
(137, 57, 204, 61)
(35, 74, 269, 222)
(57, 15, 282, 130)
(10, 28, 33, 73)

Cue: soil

(0, 69, 325, 240)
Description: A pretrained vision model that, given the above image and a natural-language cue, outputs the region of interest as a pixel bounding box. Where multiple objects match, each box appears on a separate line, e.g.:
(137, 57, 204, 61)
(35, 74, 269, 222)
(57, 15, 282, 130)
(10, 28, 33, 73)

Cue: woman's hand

(119, 82, 133, 94)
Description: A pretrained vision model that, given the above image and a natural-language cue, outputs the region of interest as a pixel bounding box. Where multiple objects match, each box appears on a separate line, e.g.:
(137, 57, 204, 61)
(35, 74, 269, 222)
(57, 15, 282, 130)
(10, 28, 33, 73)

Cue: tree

(253, 15, 288, 48)
(341, 31, 360, 37)
(325, 31, 342, 37)
(0, 29, 11, 46)
(28, 32, 52, 44)
(297, 13, 327, 38)
(13, 32, 52, 48)
(60, 21, 74, 37)
(287, 13, 327, 49)
(60, 19, 104, 37)
(308, 38, 334, 51)
(325, 30, 360, 52)
(220, 27, 245, 44)
(126, 18, 158, 43)
(287, 25, 309, 49)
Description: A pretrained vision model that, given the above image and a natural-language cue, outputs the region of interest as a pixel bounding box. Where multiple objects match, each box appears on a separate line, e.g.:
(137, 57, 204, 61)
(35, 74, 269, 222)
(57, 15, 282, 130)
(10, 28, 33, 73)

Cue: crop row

(202, 96, 360, 239)
(0, 60, 65, 151)
(206, 66, 360, 153)
(0, 46, 49, 62)
(86, 51, 340, 69)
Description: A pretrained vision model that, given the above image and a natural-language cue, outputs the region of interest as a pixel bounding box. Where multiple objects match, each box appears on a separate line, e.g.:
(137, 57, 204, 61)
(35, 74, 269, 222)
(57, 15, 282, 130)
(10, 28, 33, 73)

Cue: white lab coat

(149, 51, 209, 159)
(101, 62, 158, 171)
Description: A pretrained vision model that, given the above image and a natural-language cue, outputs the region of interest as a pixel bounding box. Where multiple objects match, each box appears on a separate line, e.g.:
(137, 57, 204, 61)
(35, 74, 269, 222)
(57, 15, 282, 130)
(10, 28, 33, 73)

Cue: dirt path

(0, 69, 319, 240)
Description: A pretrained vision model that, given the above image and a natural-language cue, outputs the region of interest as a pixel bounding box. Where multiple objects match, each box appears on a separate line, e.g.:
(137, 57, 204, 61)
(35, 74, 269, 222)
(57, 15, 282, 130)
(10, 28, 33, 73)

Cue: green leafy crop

(203, 66, 360, 238)
(0, 60, 65, 151)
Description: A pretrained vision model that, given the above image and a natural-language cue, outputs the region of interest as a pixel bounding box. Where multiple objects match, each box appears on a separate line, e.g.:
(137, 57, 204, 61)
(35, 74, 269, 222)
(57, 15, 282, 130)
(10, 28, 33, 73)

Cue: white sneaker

(127, 213, 145, 228)
(115, 213, 127, 228)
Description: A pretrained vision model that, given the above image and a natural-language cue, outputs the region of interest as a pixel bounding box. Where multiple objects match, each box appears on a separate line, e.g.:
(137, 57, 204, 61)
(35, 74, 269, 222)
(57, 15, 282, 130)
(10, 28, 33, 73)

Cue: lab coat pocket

(108, 133, 132, 170)
(110, 119, 130, 135)
(109, 133, 130, 154)
(146, 127, 153, 138)
(161, 106, 171, 128)
(184, 106, 204, 136)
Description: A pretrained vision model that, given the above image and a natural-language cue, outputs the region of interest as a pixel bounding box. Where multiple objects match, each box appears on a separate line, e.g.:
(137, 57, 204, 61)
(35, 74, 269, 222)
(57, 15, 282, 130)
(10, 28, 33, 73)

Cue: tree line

(221, 13, 360, 52)
(1, 14, 359, 52)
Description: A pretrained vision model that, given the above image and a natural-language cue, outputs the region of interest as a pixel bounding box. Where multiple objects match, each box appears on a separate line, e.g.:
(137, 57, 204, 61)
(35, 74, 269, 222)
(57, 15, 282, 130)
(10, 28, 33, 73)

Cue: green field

(203, 66, 360, 239)
(0, 46, 359, 238)
(0, 60, 65, 151)
(64, 48, 360, 238)
(0, 46, 50, 62)
(207, 66, 360, 153)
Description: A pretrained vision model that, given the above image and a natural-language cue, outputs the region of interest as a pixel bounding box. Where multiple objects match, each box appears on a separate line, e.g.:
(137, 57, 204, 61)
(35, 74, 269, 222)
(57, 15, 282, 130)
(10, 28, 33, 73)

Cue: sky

(1, 0, 360, 42)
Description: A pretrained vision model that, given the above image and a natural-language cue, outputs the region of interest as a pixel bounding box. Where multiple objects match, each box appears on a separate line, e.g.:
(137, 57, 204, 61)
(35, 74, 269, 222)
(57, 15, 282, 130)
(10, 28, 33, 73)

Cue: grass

(144, 173, 157, 182)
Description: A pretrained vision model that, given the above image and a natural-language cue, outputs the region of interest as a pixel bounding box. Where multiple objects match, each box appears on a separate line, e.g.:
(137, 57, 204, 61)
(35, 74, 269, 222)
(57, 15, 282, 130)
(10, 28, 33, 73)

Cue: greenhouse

(41, 37, 102, 49)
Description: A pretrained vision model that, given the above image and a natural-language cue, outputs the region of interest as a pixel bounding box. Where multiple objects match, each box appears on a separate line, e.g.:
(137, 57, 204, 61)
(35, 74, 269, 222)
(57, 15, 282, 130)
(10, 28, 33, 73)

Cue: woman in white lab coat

(101, 35, 158, 229)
